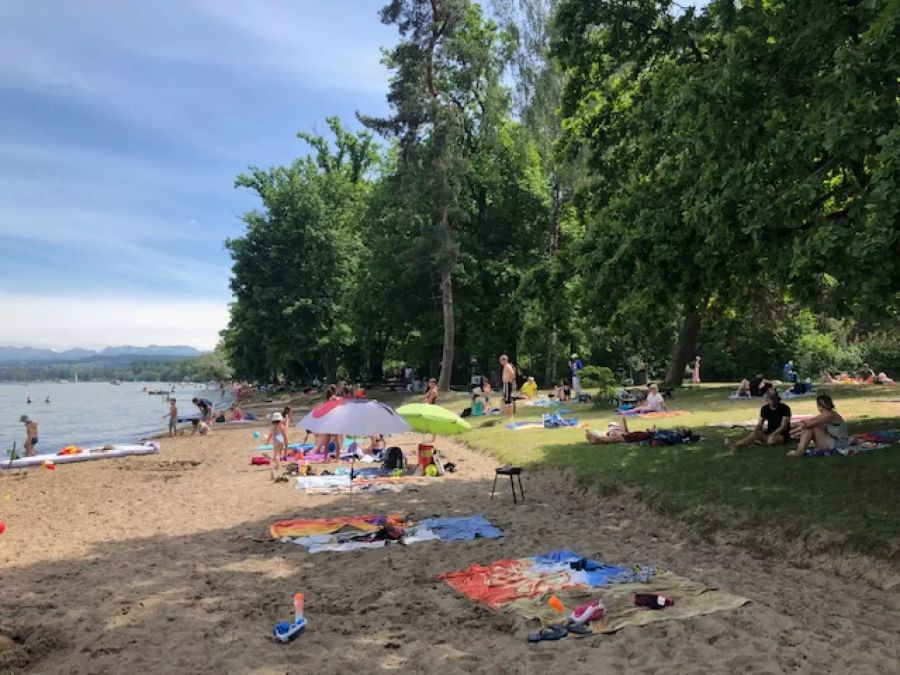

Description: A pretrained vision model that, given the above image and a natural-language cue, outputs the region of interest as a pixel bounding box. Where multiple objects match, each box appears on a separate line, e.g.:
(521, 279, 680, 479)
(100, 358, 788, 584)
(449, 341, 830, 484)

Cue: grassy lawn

(386, 383, 900, 559)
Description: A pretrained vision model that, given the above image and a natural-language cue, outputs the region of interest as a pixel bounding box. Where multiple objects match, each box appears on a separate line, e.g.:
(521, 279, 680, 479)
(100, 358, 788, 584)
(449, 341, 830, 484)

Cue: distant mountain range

(0, 345, 203, 364)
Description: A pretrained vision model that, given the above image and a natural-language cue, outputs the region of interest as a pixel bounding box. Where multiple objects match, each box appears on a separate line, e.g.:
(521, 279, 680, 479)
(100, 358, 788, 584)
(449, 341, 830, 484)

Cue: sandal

(564, 619, 592, 636)
(527, 624, 568, 642)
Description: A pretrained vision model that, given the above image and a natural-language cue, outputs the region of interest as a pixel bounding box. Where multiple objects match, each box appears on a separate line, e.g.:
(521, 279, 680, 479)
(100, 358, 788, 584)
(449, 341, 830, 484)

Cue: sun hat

(271, 412, 283, 422)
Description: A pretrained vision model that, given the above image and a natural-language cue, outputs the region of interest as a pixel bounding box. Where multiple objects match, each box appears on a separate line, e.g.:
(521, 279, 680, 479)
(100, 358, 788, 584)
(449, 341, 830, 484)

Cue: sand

(1, 424, 898, 674)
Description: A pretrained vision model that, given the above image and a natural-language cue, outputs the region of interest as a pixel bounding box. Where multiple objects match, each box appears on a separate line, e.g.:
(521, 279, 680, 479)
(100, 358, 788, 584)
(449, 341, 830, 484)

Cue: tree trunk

(544, 327, 558, 388)
(438, 268, 455, 391)
(664, 309, 702, 388)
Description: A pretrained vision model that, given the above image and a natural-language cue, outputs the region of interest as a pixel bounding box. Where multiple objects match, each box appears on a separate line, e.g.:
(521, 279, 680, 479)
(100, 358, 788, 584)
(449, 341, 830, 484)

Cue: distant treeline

(0, 351, 232, 383)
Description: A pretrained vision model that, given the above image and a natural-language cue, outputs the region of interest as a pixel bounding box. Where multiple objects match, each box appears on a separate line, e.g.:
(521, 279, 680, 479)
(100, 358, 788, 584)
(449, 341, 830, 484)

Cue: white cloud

(0, 294, 229, 350)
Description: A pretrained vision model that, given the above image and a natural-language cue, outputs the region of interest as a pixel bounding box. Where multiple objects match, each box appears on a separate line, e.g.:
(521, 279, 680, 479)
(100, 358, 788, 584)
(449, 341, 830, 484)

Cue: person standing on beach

(569, 354, 584, 397)
(192, 397, 213, 427)
(500, 355, 517, 420)
(20, 415, 38, 456)
(165, 399, 178, 437)
(266, 412, 289, 465)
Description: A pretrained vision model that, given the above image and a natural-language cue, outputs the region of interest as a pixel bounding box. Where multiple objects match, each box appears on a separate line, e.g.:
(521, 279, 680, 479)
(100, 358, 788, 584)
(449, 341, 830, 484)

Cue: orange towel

(270, 513, 406, 539)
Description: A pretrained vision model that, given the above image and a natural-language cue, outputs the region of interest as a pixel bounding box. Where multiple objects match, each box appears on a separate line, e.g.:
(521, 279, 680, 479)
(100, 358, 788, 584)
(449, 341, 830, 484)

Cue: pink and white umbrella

(296, 398, 411, 436)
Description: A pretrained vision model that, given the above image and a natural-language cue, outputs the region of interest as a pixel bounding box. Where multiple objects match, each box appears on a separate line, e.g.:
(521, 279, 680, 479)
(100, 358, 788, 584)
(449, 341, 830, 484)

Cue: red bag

(251, 455, 271, 466)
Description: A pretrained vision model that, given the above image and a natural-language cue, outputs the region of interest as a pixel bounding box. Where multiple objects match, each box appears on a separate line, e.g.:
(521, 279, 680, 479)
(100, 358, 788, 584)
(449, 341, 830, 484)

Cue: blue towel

(417, 515, 503, 541)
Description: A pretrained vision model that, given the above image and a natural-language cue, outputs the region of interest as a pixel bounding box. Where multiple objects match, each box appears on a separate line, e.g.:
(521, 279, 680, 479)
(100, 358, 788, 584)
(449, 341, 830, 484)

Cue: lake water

(0, 382, 231, 455)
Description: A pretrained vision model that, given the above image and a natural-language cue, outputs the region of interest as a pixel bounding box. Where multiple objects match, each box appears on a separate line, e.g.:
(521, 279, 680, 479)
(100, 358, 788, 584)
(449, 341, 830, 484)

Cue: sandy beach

(1, 424, 898, 674)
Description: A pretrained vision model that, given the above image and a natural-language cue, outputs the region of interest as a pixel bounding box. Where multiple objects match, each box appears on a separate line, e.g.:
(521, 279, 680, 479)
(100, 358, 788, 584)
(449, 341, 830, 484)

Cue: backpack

(383, 446, 405, 471)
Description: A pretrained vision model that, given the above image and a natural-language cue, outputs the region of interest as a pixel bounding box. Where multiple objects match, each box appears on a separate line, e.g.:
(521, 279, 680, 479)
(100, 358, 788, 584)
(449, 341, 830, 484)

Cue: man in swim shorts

(20, 415, 38, 456)
(500, 354, 517, 420)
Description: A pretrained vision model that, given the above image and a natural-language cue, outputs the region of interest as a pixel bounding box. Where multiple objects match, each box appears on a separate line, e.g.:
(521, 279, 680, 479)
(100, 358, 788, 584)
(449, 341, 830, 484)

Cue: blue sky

(0, 0, 394, 350)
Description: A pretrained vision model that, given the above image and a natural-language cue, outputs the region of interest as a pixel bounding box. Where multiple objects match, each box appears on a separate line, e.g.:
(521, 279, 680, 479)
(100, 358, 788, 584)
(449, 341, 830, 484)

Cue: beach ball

(425, 464, 438, 477)
(252, 431, 261, 439)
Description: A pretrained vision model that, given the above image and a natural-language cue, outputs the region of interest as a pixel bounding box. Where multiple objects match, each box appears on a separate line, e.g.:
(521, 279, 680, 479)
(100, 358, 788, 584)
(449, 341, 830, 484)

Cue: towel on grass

(802, 430, 900, 457)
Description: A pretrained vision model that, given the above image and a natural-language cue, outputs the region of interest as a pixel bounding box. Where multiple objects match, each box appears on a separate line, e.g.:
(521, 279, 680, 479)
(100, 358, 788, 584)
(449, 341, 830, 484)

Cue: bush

(579, 365, 618, 401)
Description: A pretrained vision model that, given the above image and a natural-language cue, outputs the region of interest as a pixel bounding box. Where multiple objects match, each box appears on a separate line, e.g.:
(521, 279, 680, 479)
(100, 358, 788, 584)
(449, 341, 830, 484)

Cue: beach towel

(294, 474, 427, 494)
(543, 413, 579, 428)
(281, 514, 502, 553)
(270, 514, 405, 539)
(801, 430, 900, 458)
(416, 515, 503, 541)
(438, 551, 748, 636)
(505, 422, 546, 431)
(616, 409, 684, 418)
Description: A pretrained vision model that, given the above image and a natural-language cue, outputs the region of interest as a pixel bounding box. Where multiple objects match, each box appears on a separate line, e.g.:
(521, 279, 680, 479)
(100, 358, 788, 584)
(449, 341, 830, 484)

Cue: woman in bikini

(788, 394, 849, 457)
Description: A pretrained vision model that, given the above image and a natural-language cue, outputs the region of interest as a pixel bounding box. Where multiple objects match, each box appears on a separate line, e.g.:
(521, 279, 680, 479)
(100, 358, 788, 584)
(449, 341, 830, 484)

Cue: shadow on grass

(473, 408, 900, 561)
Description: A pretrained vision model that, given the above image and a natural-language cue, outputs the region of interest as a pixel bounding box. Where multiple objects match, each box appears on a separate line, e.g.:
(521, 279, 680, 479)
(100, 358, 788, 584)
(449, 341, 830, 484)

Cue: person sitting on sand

(230, 405, 244, 421)
(876, 372, 894, 384)
(164, 399, 178, 437)
(20, 415, 38, 456)
(630, 383, 667, 413)
(363, 434, 386, 457)
(788, 394, 849, 457)
(748, 374, 772, 398)
(266, 412, 289, 463)
(190, 419, 210, 436)
(725, 391, 791, 450)
(521, 376, 538, 399)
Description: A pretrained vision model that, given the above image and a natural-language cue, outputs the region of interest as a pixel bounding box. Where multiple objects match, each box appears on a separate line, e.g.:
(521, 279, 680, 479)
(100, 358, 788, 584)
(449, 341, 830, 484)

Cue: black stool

(491, 466, 524, 503)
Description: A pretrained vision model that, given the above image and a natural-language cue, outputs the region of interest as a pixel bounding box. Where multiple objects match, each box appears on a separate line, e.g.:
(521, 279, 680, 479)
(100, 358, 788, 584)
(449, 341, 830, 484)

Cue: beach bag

(651, 430, 684, 446)
(383, 446, 405, 471)
(460, 407, 472, 418)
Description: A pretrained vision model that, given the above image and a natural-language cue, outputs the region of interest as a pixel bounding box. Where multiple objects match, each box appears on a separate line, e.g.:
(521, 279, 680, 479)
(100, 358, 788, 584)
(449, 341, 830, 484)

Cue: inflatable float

(2, 441, 160, 470)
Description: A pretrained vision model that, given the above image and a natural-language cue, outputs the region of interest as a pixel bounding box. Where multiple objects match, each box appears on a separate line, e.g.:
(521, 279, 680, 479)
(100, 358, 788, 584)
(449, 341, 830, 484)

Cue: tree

(224, 118, 376, 382)
(361, 0, 515, 389)
(553, 0, 899, 386)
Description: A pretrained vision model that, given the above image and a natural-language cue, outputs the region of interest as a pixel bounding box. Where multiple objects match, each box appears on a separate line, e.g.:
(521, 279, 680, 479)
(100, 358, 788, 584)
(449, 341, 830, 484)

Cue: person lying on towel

(586, 414, 654, 444)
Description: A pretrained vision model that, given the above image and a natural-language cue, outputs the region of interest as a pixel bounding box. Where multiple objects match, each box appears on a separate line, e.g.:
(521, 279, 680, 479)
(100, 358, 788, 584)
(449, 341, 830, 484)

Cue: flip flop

(527, 624, 568, 642)
(564, 619, 593, 637)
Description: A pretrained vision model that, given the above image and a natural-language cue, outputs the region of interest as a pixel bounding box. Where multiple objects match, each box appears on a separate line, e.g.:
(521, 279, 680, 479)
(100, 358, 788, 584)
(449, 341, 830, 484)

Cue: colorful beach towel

(281, 514, 502, 553)
(801, 430, 900, 458)
(438, 551, 748, 636)
(294, 474, 426, 494)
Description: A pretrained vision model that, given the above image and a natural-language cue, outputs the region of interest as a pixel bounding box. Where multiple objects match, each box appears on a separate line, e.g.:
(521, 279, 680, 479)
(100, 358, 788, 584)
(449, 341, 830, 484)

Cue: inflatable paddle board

(2, 441, 160, 470)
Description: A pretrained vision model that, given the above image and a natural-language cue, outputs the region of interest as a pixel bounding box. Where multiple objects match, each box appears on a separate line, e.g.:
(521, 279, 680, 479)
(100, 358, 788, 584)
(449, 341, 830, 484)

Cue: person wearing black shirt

(748, 374, 772, 397)
(725, 391, 792, 450)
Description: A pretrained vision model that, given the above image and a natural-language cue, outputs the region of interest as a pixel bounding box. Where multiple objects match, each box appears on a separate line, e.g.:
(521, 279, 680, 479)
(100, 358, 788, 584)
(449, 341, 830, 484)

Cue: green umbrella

(395, 403, 471, 435)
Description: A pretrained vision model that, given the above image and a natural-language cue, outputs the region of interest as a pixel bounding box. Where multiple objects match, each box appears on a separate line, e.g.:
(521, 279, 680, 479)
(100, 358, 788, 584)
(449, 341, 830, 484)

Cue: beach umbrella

(395, 403, 471, 436)
(296, 398, 410, 436)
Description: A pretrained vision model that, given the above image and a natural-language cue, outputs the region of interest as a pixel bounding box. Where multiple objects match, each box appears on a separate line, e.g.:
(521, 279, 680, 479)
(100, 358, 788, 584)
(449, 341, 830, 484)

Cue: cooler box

(417, 443, 435, 469)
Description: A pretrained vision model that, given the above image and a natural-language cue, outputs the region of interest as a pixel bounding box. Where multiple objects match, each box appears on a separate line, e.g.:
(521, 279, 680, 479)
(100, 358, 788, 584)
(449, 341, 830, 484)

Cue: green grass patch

(379, 383, 900, 558)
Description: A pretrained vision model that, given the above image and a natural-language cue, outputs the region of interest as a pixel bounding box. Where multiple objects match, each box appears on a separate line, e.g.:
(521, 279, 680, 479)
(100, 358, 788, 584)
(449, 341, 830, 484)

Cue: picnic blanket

(281, 514, 502, 553)
(616, 409, 685, 418)
(438, 550, 747, 636)
(506, 421, 547, 431)
(802, 430, 900, 458)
